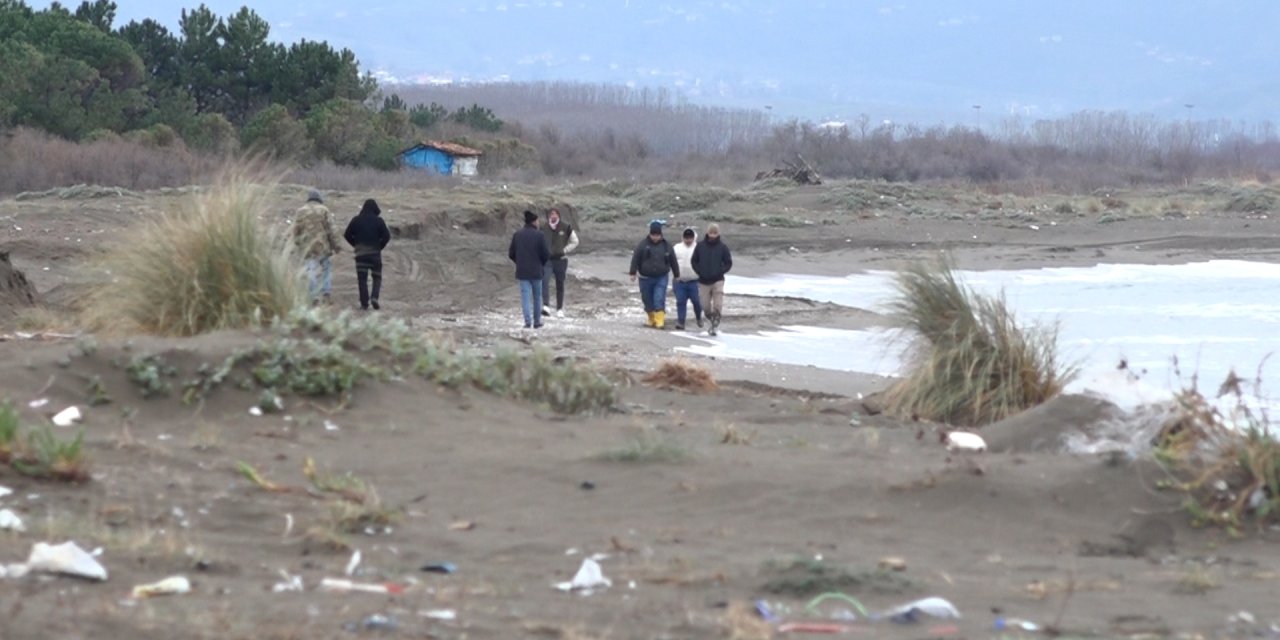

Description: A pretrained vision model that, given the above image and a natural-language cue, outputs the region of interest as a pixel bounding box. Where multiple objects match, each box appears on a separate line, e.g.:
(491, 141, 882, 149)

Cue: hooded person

(628, 220, 680, 329)
(540, 207, 579, 318)
(292, 189, 341, 305)
(690, 222, 732, 336)
(670, 227, 704, 330)
(509, 210, 551, 328)
(343, 198, 392, 310)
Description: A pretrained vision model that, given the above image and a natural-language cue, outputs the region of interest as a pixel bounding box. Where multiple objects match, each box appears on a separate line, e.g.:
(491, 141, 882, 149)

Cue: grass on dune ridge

(85, 169, 304, 336)
(884, 258, 1077, 426)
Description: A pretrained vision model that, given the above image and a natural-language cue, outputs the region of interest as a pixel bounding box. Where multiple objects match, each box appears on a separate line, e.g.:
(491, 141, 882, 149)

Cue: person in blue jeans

(670, 227, 704, 331)
(628, 220, 680, 329)
(509, 210, 550, 328)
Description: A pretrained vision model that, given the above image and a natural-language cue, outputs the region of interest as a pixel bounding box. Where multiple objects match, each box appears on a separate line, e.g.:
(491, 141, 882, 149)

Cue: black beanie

(649, 221, 663, 234)
(524, 210, 538, 224)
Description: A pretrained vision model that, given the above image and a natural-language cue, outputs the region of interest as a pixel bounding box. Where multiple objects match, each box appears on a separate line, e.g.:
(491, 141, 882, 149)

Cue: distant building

(399, 140, 483, 177)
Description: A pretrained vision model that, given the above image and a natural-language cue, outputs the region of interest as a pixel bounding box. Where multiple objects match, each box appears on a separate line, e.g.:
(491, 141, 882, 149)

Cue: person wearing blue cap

(628, 220, 680, 329)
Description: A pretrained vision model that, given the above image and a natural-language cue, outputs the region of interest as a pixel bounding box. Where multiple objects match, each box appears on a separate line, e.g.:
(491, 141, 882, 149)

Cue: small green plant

(85, 375, 112, 406)
(0, 402, 19, 463)
(124, 354, 175, 398)
(0, 402, 89, 482)
(235, 460, 292, 493)
(601, 429, 692, 463)
(303, 457, 373, 503)
(760, 557, 915, 597)
(251, 338, 381, 396)
(16, 427, 89, 482)
(884, 258, 1076, 426)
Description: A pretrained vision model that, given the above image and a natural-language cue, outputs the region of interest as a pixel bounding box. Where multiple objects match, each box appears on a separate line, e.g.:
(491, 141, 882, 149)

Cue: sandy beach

(1, 179, 1279, 639)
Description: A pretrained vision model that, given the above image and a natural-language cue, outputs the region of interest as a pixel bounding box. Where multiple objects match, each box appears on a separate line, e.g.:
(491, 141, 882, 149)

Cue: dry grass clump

(1155, 370, 1280, 530)
(643, 359, 719, 393)
(884, 258, 1076, 426)
(84, 169, 303, 336)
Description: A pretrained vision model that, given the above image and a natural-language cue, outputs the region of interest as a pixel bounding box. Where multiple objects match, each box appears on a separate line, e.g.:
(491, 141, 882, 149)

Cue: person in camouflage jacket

(292, 189, 341, 304)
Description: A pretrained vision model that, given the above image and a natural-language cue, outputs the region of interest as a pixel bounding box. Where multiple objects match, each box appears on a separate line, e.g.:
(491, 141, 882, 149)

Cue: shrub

(182, 309, 616, 414)
(241, 104, 311, 160)
(84, 170, 304, 336)
(1154, 372, 1280, 530)
(184, 112, 239, 155)
(884, 258, 1076, 426)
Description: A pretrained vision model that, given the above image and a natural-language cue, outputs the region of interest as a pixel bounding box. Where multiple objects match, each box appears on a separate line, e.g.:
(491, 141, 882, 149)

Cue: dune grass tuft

(884, 258, 1076, 426)
(85, 169, 303, 336)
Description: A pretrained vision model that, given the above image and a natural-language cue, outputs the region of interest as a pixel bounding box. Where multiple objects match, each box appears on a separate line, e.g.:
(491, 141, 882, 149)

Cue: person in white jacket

(670, 227, 704, 331)
(540, 208, 580, 318)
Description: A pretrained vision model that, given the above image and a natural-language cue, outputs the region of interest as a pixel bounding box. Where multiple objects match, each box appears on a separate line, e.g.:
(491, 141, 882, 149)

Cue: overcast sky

(55, 0, 1280, 124)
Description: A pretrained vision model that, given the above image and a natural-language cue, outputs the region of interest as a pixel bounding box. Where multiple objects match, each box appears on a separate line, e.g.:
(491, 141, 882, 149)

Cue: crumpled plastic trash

(345, 549, 361, 576)
(344, 614, 397, 633)
(319, 577, 405, 595)
(26, 541, 107, 581)
(0, 485, 12, 499)
(0, 509, 25, 532)
(945, 431, 987, 453)
(554, 558, 611, 592)
(272, 570, 303, 593)
(420, 609, 457, 621)
(131, 575, 191, 598)
(881, 596, 961, 623)
(52, 406, 82, 427)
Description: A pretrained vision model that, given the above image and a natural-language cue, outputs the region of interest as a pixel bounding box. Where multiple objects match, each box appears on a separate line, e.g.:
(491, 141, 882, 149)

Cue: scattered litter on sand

(319, 577, 406, 595)
(0, 509, 26, 532)
(131, 575, 191, 598)
(272, 570, 303, 593)
(344, 614, 398, 633)
(345, 549, 362, 576)
(945, 431, 986, 452)
(881, 596, 960, 623)
(421, 609, 457, 621)
(26, 541, 108, 581)
(51, 406, 82, 427)
(555, 558, 611, 593)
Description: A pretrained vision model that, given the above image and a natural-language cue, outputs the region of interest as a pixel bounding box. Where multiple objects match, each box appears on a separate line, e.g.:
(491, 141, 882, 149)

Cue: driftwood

(755, 154, 822, 185)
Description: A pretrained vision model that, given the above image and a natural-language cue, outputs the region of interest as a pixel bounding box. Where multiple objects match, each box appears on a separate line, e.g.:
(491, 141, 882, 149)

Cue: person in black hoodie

(691, 223, 732, 336)
(343, 199, 392, 310)
(628, 220, 680, 329)
(509, 210, 550, 328)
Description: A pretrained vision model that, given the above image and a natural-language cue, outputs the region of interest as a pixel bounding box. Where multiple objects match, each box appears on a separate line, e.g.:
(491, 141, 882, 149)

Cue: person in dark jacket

(628, 220, 680, 329)
(343, 199, 392, 310)
(540, 208, 579, 319)
(509, 210, 550, 328)
(691, 223, 732, 336)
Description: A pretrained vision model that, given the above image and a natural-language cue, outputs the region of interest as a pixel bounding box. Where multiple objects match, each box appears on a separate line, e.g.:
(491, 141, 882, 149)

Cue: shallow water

(678, 260, 1280, 413)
